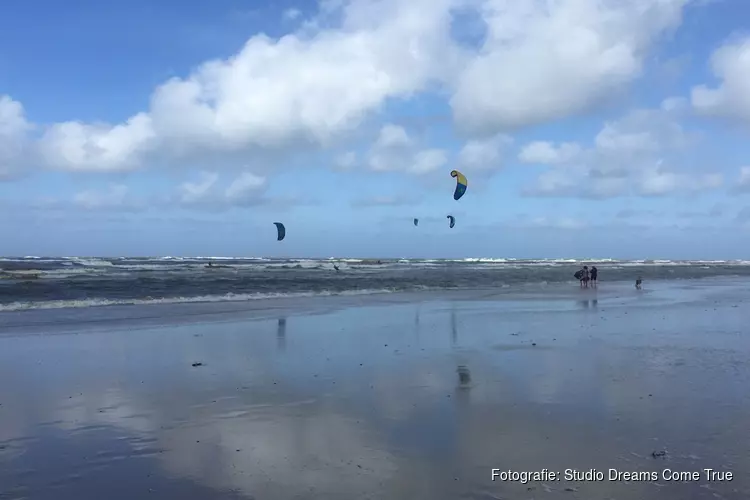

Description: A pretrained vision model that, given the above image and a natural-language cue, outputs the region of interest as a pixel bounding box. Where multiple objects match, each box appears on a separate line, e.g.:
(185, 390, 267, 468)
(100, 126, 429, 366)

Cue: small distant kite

(273, 222, 286, 241)
(447, 215, 455, 228)
(451, 170, 467, 200)
(413, 218, 419, 226)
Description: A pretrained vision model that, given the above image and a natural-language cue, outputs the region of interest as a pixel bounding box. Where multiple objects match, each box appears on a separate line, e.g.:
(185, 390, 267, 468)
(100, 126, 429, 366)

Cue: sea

(2, 256, 750, 312)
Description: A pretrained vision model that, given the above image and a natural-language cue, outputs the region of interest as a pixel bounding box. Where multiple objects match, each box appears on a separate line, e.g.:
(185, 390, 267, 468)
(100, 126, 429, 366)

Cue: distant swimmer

(590, 266, 598, 287)
(635, 276, 643, 290)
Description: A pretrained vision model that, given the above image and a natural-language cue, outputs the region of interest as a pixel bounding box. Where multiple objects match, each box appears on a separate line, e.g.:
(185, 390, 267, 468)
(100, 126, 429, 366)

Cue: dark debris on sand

(191, 362, 205, 367)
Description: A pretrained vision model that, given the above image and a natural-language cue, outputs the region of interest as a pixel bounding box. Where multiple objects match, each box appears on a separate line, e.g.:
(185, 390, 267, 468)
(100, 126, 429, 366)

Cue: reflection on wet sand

(456, 365, 471, 386)
(1, 282, 750, 499)
(450, 308, 457, 346)
(277, 317, 287, 351)
(576, 298, 599, 309)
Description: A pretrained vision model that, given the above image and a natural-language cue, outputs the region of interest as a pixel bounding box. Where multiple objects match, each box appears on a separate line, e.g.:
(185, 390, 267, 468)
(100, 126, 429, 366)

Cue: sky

(2, 0, 750, 259)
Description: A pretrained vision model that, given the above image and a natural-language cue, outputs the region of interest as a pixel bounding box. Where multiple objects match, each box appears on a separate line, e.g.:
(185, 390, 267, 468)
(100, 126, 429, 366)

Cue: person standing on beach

(583, 266, 590, 288)
(590, 266, 598, 287)
(578, 266, 590, 288)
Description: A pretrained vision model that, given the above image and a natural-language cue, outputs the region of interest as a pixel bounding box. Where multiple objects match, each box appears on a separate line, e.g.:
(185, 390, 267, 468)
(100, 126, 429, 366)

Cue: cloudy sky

(2, 0, 750, 258)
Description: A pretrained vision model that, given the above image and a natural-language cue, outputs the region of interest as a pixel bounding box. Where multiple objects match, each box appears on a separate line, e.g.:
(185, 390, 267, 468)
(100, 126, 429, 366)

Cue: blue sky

(2, 0, 750, 259)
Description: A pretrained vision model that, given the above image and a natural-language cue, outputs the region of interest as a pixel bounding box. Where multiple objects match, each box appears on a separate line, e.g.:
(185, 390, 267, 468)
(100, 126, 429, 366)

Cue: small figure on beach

(457, 365, 471, 386)
(590, 266, 598, 287)
(579, 266, 590, 288)
(635, 276, 643, 290)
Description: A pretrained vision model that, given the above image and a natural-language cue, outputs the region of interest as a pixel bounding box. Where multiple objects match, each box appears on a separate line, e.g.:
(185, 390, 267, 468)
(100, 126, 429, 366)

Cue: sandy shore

(1, 278, 749, 499)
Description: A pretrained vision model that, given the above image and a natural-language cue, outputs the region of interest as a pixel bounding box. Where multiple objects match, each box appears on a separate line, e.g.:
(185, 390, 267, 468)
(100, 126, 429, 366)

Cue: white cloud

(374, 124, 411, 151)
(72, 184, 130, 210)
(409, 149, 447, 174)
(639, 168, 723, 196)
(173, 171, 308, 209)
(0, 96, 33, 179)
(451, 0, 691, 134)
(691, 36, 750, 122)
(38, 113, 156, 172)
(1, 0, 702, 179)
(457, 133, 512, 172)
(144, 0, 458, 157)
(283, 8, 302, 21)
(518, 141, 581, 165)
(368, 124, 413, 172)
(333, 151, 357, 171)
(522, 107, 722, 198)
(366, 123, 446, 175)
(661, 96, 688, 112)
(2, 0, 459, 174)
(178, 171, 219, 204)
(735, 166, 750, 192)
(225, 172, 267, 201)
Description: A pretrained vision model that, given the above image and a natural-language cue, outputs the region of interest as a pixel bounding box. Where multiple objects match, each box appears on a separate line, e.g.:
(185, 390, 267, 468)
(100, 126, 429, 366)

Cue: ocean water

(2, 256, 750, 311)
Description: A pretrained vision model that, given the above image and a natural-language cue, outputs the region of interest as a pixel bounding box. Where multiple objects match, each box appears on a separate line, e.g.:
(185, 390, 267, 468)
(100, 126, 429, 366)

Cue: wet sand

(1, 279, 749, 499)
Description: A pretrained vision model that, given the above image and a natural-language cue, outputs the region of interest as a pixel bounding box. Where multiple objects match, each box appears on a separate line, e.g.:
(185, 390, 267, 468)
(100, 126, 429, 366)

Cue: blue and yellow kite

(450, 170, 467, 200)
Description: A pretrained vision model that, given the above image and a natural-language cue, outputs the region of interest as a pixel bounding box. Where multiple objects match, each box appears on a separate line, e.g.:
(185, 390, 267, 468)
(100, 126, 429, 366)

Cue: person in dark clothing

(635, 276, 642, 289)
(590, 266, 598, 287)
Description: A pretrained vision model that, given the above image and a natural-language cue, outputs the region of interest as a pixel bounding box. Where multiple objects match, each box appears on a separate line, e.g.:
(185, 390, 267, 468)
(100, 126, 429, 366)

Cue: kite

(414, 218, 419, 226)
(273, 222, 286, 241)
(447, 215, 455, 228)
(450, 170, 467, 200)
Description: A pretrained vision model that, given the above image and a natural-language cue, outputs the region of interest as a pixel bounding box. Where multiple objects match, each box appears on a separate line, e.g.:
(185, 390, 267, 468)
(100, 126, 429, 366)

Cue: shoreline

(2, 276, 746, 334)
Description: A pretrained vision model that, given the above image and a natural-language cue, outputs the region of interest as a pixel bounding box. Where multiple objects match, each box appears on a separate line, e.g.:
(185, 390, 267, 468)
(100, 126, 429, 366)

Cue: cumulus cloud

(521, 107, 722, 198)
(333, 151, 357, 171)
(283, 8, 302, 21)
(38, 114, 156, 172)
(450, 0, 692, 134)
(456, 133, 512, 172)
(691, 36, 750, 122)
(1, 0, 701, 179)
(178, 171, 219, 204)
(224, 172, 267, 201)
(518, 141, 582, 165)
(73, 184, 130, 209)
(174, 171, 309, 210)
(0, 96, 33, 179)
(366, 124, 447, 175)
(734, 166, 750, 192)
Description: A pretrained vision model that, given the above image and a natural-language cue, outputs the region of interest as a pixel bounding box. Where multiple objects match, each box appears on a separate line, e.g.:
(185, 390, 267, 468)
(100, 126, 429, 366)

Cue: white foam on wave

(0, 288, 409, 312)
(64, 257, 114, 267)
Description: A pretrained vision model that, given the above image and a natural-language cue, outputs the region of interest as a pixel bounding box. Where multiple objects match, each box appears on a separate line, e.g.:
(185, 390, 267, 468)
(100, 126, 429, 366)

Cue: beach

(1, 277, 749, 499)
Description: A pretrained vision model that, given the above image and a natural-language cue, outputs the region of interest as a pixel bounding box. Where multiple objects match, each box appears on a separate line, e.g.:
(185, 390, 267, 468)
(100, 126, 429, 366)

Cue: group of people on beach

(576, 265, 643, 289)
(576, 265, 598, 288)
